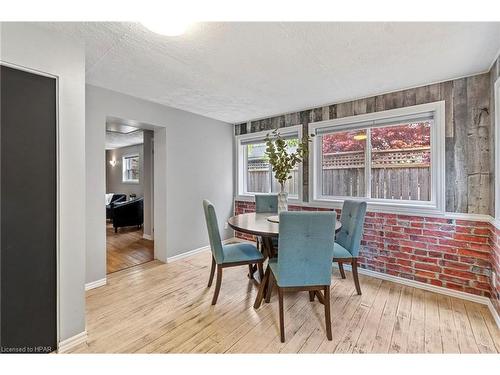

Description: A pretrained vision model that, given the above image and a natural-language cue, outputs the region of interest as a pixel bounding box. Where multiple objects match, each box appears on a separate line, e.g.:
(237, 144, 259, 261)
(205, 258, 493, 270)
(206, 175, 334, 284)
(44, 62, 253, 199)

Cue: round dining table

(227, 212, 342, 260)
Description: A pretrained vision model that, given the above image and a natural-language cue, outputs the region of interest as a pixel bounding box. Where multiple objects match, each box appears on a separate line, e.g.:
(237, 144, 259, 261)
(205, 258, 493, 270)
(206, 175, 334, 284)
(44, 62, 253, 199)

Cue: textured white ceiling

(39, 22, 500, 123)
(105, 130, 143, 150)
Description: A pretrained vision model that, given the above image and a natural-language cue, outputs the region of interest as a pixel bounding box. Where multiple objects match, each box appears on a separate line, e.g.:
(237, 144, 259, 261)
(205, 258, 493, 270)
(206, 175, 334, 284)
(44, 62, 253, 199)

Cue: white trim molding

(84, 278, 107, 291)
(166, 238, 244, 263)
(234, 197, 496, 224)
(143, 233, 153, 240)
(335, 263, 500, 329)
(57, 331, 87, 353)
(308, 101, 446, 216)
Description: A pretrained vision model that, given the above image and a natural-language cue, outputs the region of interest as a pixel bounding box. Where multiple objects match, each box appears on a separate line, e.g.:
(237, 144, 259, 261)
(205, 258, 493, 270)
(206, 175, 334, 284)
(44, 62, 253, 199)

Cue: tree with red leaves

(322, 122, 431, 154)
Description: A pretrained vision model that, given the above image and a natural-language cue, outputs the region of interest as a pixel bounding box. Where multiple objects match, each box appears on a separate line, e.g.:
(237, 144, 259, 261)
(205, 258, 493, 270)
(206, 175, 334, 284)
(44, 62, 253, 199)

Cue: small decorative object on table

(265, 129, 313, 213)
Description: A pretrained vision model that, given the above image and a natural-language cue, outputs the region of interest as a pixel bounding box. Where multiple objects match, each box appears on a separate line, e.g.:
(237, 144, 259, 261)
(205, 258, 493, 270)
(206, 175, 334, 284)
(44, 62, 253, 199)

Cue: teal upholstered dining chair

(255, 193, 278, 213)
(255, 194, 279, 253)
(203, 200, 264, 305)
(334, 200, 367, 295)
(254, 211, 336, 342)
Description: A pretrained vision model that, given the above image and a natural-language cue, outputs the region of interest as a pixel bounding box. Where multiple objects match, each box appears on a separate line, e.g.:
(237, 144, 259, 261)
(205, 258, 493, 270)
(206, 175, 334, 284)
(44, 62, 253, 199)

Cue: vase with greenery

(265, 129, 313, 213)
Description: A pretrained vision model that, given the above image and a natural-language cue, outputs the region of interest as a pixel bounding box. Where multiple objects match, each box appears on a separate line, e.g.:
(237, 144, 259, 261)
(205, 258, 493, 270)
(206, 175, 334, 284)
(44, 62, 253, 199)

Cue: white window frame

(235, 125, 303, 203)
(309, 101, 446, 215)
(122, 154, 140, 184)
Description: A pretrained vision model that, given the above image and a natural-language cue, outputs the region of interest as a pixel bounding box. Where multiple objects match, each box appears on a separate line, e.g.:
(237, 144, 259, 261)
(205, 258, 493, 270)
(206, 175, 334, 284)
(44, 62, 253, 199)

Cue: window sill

(307, 196, 443, 216)
(235, 193, 301, 205)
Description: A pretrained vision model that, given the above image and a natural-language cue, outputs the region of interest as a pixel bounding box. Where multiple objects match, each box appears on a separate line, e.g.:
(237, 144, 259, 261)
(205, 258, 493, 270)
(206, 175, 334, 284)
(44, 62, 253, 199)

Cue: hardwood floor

(72, 248, 500, 353)
(106, 222, 154, 274)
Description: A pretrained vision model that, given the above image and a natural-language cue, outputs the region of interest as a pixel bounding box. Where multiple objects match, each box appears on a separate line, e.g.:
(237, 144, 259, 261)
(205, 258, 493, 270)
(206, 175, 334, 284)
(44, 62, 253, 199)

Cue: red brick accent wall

(489, 225, 500, 316)
(234, 200, 494, 302)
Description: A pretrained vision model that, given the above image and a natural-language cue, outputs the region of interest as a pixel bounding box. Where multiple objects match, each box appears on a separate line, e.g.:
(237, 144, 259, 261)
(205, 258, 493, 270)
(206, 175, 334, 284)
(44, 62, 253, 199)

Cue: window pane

(246, 142, 270, 193)
(370, 121, 431, 201)
(270, 139, 299, 196)
(123, 155, 140, 182)
(321, 130, 366, 197)
(245, 139, 299, 196)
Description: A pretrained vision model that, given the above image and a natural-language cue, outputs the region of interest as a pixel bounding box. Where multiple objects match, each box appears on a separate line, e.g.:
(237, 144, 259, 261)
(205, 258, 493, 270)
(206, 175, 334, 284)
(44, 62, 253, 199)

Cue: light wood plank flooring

(71, 249, 500, 353)
(106, 223, 154, 274)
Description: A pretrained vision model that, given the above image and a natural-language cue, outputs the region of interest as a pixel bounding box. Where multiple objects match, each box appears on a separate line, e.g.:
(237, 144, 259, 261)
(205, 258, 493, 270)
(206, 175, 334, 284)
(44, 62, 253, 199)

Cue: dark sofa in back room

(112, 197, 144, 233)
(106, 193, 127, 220)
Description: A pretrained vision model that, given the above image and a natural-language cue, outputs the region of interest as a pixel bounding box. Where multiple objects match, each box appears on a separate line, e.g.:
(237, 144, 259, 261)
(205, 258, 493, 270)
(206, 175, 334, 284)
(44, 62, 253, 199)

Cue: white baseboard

(486, 299, 500, 330)
(336, 263, 500, 329)
(166, 246, 209, 263)
(85, 278, 107, 291)
(143, 233, 153, 240)
(166, 238, 245, 263)
(58, 331, 87, 353)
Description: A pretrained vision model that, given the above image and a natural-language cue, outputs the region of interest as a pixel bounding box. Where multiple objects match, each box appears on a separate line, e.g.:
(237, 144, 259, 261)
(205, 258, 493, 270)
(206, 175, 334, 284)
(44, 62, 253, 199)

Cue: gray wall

(1, 23, 86, 342)
(106, 144, 145, 198)
(86, 84, 234, 284)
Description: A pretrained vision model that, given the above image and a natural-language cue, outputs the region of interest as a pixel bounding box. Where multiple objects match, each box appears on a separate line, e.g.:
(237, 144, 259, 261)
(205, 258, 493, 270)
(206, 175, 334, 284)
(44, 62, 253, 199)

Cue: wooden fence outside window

(247, 147, 430, 201)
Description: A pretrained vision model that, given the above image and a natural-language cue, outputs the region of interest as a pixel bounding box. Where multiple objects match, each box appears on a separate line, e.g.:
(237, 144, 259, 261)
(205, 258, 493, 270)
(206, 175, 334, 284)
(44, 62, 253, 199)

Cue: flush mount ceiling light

(141, 20, 193, 37)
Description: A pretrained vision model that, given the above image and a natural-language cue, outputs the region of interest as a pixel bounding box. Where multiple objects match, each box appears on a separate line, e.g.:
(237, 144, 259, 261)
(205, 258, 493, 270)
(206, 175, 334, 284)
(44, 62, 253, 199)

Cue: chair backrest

(202, 200, 224, 264)
(110, 193, 127, 204)
(255, 194, 278, 213)
(336, 200, 367, 257)
(277, 211, 336, 287)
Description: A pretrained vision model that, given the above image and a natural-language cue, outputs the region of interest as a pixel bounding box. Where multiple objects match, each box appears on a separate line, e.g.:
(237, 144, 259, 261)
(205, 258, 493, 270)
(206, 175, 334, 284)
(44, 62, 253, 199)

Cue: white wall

(0, 23, 86, 342)
(86, 85, 234, 283)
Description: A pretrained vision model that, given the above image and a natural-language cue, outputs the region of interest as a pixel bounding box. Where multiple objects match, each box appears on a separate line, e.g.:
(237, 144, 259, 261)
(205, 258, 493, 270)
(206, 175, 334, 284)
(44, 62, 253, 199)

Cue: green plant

(265, 129, 313, 192)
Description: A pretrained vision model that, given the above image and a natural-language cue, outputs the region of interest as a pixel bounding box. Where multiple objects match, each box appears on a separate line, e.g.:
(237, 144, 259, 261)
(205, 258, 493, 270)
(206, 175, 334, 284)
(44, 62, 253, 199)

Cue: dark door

(0, 65, 57, 353)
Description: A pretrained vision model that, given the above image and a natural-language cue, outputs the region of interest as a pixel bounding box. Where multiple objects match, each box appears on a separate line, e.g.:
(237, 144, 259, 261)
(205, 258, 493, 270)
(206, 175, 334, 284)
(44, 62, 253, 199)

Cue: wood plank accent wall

(235, 73, 493, 215)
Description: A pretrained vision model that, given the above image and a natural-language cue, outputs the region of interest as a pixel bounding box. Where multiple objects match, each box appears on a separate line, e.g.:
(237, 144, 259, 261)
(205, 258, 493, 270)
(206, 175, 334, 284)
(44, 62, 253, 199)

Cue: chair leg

(254, 267, 270, 309)
(248, 264, 254, 280)
(265, 272, 274, 303)
(352, 259, 362, 295)
(207, 257, 216, 287)
(211, 266, 223, 305)
(324, 286, 332, 340)
(309, 291, 315, 302)
(114, 227, 118, 233)
(338, 262, 346, 279)
(257, 262, 264, 280)
(278, 287, 285, 342)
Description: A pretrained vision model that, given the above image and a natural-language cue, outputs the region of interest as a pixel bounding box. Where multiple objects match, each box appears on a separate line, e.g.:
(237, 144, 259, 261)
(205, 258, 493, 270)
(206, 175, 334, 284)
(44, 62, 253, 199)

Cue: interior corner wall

(85, 85, 234, 283)
(0, 23, 86, 342)
(490, 55, 500, 316)
(490, 55, 500, 218)
(143, 130, 154, 237)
